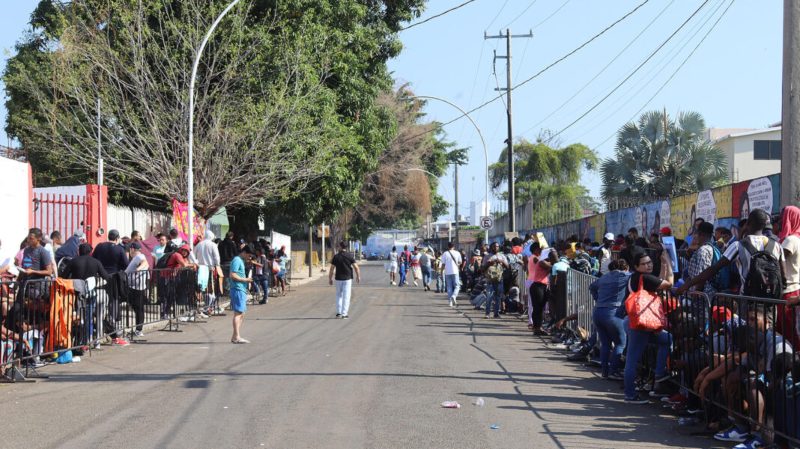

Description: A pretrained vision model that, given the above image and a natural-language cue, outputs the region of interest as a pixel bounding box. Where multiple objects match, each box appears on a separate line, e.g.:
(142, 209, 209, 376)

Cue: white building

(469, 201, 489, 226)
(707, 126, 781, 182)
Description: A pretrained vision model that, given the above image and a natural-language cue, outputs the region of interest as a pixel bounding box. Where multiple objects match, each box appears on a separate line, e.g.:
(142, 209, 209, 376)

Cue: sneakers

(336, 313, 342, 318)
(452, 298, 458, 307)
(623, 395, 649, 404)
(492, 313, 500, 319)
(606, 372, 623, 381)
(649, 381, 671, 398)
(231, 338, 250, 344)
(342, 315, 349, 319)
(413, 281, 418, 287)
(449, 299, 454, 308)
(714, 426, 750, 443)
(133, 330, 145, 338)
(197, 311, 209, 319)
(112, 337, 130, 347)
(732, 435, 764, 449)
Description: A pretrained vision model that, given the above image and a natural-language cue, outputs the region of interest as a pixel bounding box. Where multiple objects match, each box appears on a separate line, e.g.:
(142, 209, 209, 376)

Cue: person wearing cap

(329, 241, 360, 319)
(125, 241, 149, 338)
(599, 233, 615, 275)
(229, 245, 253, 343)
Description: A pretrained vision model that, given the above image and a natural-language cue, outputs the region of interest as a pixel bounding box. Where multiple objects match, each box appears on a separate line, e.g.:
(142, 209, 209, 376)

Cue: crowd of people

(417, 207, 799, 449)
(0, 227, 294, 376)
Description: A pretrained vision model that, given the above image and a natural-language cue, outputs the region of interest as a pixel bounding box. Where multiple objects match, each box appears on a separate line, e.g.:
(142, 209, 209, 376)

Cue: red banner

(171, 199, 205, 243)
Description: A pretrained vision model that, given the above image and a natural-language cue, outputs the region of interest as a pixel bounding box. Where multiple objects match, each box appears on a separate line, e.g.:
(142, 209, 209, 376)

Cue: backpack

(486, 263, 503, 284)
(156, 251, 175, 270)
(705, 243, 733, 291)
(570, 257, 592, 275)
(577, 252, 598, 274)
(740, 238, 783, 299)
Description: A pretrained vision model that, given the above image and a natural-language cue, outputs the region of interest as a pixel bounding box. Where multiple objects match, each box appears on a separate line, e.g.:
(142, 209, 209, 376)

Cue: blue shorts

(230, 289, 247, 313)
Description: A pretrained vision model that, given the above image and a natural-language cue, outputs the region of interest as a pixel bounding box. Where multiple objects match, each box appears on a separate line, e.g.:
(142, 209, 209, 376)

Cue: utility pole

(320, 221, 326, 272)
(782, 0, 800, 207)
(486, 28, 532, 233)
(454, 163, 460, 247)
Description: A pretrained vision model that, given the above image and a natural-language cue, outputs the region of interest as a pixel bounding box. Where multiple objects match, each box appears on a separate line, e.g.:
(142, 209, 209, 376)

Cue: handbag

(625, 276, 666, 332)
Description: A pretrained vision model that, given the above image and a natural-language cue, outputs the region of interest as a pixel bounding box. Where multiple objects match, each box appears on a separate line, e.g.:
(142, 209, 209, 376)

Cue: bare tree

(13, 0, 336, 218)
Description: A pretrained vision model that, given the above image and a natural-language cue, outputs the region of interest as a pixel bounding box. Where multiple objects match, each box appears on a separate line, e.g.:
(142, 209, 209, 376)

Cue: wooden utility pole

(781, 0, 800, 207)
(486, 29, 533, 233)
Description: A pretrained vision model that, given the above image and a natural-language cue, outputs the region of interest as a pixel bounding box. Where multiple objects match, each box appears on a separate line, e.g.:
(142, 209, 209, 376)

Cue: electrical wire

(544, 0, 711, 143)
(401, 0, 479, 31)
(533, 0, 572, 29)
(591, 0, 736, 152)
(521, 0, 674, 136)
(398, 0, 651, 147)
(572, 0, 726, 143)
(485, 0, 510, 32)
(504, 0, 538, 29)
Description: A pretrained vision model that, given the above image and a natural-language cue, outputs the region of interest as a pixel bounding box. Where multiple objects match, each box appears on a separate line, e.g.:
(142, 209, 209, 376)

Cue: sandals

(231, 338, 251, 344)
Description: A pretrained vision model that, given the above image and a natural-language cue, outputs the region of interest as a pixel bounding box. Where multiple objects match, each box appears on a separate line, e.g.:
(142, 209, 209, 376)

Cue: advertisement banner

(670, 194, 695, 240)
(732, 175, 781, 219)
(635, 200, 671, 238)
(171, 199, 205, 243)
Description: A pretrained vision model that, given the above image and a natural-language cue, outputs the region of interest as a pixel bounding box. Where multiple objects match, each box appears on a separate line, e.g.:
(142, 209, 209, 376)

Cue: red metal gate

(32, 185, 107, 246)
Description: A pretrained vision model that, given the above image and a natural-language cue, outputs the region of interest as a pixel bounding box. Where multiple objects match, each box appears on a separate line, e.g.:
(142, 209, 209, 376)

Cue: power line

(573, 0, 726, 143)
(522, 0, 674, 137)
(544, 0, 711, 143)
(398, 0, 651, 145)
(592, 0, 736, 153)
(533, 0, 572, 29)
(504, 0, 538, 29)
(485, 0, 510, 31)
(401, 0, 479, 31)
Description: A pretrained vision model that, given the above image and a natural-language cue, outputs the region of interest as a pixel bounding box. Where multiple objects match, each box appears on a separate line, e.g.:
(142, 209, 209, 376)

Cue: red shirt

(167, 252, 187, 269)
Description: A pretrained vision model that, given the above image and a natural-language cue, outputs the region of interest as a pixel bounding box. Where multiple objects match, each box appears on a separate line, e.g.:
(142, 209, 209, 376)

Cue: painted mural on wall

(510, 173, 781, 247)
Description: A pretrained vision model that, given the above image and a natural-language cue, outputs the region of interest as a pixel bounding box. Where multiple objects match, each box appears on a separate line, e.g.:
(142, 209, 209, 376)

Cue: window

(753, 140, 781, 160)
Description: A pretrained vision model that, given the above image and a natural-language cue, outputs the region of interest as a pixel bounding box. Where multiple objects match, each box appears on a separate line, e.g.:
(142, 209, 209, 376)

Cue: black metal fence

(1, 267, 202, 382)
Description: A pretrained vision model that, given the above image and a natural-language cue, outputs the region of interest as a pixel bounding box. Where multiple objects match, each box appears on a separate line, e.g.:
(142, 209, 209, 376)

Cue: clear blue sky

(1, 1, 783, 220)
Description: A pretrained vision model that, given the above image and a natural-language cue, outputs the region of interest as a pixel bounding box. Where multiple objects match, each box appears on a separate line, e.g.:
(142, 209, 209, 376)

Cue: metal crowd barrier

(1, 267, 202, 383)
(550, 270, 800, 446)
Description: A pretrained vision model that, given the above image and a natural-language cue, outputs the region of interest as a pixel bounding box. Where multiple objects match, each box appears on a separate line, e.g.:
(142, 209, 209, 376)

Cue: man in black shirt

(65, 243, 110, 281)
(328, 242, 360, 319)
(92, 230, 129, 274)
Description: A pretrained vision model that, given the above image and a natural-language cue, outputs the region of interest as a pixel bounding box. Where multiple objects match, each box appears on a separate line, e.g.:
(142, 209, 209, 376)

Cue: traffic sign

(480, 216, 494, 230)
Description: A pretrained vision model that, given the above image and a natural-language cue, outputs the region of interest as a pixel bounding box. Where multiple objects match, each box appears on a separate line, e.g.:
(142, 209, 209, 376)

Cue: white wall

(0, 157, 30, 248)
(107, 204, 171, 239)
(715, 128, 781, 182)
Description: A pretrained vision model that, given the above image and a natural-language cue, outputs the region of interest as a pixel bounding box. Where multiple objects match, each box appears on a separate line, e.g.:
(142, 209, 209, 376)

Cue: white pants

(335, 280, 352, 316)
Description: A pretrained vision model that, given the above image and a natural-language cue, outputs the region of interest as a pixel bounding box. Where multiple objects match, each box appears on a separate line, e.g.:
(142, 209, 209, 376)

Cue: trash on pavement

(489, 424, 500, 430)
(440, 401, 461, 408)
(473, 397, 485, 407)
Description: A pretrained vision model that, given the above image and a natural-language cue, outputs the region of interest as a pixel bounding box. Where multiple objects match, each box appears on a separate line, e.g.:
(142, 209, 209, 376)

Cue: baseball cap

(659, 227, 672, 236)
(603, 232, 614, 241)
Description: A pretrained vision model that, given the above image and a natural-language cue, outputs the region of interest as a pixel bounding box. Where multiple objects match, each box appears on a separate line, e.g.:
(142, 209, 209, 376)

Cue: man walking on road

(329, 241, 360, 319)
(442, 242, 462, 307)
(230, 245, 253, 344)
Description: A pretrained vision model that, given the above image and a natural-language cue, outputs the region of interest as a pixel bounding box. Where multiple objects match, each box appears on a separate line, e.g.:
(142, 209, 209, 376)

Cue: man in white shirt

(599, 233, 614, 274)
(442, 242, 463, 307)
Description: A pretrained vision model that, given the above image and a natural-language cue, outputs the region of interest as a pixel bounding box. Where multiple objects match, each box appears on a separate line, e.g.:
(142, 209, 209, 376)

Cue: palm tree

(600, 110, 727, 204)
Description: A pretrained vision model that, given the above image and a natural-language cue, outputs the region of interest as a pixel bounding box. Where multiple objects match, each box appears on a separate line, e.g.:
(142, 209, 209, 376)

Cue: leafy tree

(4, 0, 425, 220)
(600, 110, 728, 203)
(490, 136, 597, 227)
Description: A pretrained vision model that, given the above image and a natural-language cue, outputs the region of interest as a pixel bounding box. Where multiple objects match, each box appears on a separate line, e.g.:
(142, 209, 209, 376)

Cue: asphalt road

(3, 262, 711, 449)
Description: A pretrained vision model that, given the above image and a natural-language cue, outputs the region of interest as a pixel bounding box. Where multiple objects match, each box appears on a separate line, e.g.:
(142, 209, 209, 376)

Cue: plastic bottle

(473, 397, 485, 407)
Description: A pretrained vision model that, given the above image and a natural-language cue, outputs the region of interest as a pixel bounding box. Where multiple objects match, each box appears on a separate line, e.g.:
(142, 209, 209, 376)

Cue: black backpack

(156, 251, 176, 270)
(740, 238, 783, 299)
(570, 257, 592, 275)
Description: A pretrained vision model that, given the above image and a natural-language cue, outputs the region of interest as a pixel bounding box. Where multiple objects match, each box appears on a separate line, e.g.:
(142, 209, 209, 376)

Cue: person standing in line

(124, 242, 149, 338)
(410, 247, 422, 287)
(194, 230, 223, 313)
(420, 248, 432, 291)
(153, 233, 168, 264)
(229, 245, 253, 343)
(442, 242, 462, 307)
(329, 241, 361, 319)
(482, 242, 509, 319)
(388, 246, 399, 286)
(778, 205, 800, 349)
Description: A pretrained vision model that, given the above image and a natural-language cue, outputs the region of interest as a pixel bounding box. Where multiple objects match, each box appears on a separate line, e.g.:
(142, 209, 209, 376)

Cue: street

(4, 262, 708, 449)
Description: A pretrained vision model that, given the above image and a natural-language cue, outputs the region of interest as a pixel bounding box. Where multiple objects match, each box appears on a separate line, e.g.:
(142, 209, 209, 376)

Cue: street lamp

(412, 95, 491, 245)
(187, 0, 242, 249)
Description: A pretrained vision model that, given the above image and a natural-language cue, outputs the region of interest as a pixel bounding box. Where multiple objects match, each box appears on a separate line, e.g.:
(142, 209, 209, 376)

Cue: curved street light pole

(412, 95, 491, 245)
(188, 0, 242, 249)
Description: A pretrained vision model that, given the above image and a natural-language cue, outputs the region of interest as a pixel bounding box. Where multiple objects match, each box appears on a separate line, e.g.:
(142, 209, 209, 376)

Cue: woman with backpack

(623, 251, 674, 404)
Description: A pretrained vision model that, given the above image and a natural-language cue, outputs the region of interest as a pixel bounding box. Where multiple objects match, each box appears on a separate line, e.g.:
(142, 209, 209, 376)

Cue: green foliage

(490, 138, 597, 227)
(601, 110, 728, 202)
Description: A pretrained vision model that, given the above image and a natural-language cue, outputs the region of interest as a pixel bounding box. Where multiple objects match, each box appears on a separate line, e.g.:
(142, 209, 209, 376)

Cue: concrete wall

(0, 157, 32, 248)
(715, 128, 782, 182)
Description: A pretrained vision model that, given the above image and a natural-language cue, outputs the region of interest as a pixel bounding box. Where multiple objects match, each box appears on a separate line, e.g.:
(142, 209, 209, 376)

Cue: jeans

(529, 282, 549, 327)
(128, 288, 146, 332)
(422, 266, 432, 287)
(485, 282, 504, 316)
(335, 279, 352, 316)
(254, 275, 269, 302)
(593, 307, 627, 376)
(445, 274, 460, 300)
(624, 326, 672, 398)
(435, 272, 444, 292)
(399, 265, 407, 286)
